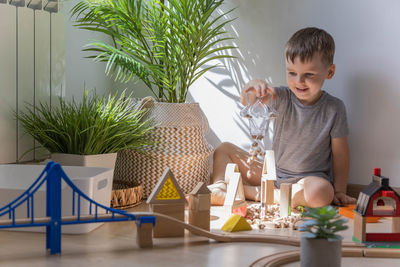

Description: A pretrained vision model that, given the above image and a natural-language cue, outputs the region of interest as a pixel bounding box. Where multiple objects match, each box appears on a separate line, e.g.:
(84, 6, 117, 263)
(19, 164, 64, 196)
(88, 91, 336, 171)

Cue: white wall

(61, 0, 114, 99)
(4, 0, 398, 186)
(189, 0, 400, 186)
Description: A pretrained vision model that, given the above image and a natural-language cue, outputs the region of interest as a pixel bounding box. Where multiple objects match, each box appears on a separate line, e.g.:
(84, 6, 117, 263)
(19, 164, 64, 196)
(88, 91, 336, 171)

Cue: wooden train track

(132, 212, 364, 248)
(249, 247, 400, 267)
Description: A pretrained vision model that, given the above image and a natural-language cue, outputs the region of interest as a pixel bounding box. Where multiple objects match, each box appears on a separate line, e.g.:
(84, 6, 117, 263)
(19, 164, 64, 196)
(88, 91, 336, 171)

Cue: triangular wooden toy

(190, 182, 211, 195)
(223, 163, 245, 212)
(221, 214, 252, 232)
(147, 168, 186, 204)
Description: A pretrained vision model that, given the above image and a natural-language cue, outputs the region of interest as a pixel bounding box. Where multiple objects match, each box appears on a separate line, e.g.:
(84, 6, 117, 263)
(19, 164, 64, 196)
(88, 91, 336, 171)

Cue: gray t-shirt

(270, 86, 349, 182)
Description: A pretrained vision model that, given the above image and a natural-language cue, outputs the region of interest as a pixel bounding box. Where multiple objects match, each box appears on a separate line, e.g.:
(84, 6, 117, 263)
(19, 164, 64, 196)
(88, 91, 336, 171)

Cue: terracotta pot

(51, 153, 117, 169)
(300, 236, 342, 267)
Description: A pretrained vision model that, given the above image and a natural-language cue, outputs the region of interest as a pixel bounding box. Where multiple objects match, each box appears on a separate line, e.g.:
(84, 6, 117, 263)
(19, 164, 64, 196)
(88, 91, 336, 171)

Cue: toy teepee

(147, 168, 186, 237)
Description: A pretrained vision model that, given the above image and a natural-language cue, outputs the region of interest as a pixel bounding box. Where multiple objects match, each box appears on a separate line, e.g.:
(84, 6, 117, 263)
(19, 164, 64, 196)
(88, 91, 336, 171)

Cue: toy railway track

(132, 211, 364, 248)
(249, 247, 400, 267)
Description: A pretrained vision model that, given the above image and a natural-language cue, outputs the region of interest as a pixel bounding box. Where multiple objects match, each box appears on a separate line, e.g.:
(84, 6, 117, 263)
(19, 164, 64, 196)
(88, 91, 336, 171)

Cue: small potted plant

(299, 205, 348, 267)
(17, 90, 153, 168)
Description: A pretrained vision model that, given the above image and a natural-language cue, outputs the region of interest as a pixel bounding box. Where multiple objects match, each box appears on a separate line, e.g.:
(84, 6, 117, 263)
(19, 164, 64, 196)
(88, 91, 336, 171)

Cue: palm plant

(18, 91, 153, 155)
(71, 0, 235, 103)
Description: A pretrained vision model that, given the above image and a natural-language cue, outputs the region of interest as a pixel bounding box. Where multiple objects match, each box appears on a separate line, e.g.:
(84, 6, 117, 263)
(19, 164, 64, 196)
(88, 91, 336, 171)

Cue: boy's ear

(326, 64, 336, 79)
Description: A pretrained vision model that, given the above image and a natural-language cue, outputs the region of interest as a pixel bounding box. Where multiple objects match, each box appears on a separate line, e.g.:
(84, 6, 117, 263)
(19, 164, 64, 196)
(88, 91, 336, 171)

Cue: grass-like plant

(299, 206, 348, 241)
(18, 91, 153, 155)
(71, 0, 236, 103)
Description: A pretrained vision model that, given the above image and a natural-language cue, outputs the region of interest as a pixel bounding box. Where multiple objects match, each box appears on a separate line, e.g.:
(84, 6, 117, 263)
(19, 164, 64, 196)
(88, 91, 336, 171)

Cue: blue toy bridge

(0, 161, 155, 254)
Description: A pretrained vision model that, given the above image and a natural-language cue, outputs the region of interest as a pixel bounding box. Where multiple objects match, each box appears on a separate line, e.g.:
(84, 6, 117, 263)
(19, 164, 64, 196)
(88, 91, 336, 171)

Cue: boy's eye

(305, 73, 314, 77)
(288, 72, 296, 76)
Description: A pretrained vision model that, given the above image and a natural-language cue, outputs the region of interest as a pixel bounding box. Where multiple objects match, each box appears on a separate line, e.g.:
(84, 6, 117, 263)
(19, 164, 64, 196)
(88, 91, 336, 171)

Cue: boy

(209, 27, 356, 208)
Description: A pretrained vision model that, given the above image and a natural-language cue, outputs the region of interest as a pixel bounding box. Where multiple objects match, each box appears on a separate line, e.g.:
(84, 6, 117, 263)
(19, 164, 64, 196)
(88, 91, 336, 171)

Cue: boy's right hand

(241, 79, 276, 106)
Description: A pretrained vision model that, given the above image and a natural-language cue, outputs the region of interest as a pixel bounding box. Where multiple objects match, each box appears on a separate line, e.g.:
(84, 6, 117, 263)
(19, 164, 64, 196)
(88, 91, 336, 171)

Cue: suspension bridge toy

(0, 161, 156, 254)
(146, 168, 186, 237)
(353, 168, 400, 246)
(0, 164, 114, 234)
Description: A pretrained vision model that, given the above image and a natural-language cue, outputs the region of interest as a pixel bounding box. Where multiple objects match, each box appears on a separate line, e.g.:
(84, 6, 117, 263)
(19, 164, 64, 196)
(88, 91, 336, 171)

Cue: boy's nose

(297, 75, 306, 84)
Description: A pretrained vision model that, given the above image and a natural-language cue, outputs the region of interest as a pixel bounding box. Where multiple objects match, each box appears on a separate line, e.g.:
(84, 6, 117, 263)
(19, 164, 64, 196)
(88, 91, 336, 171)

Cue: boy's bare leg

(209, 142, 263, 205)
(291, 176, 334, 208)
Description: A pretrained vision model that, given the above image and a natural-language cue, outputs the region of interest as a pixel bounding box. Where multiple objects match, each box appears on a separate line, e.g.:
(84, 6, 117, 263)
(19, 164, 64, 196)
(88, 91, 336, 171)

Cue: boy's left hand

(333, 192, 357, 206)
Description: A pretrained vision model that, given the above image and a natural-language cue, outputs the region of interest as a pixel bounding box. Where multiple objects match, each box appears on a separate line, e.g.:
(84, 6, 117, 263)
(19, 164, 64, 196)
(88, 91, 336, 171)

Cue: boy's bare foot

(207, 180, 227, 206)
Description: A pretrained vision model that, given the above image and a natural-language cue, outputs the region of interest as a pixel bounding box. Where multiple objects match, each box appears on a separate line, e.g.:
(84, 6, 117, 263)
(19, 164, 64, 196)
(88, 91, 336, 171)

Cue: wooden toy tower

(353, 168, 400, 243)
(188, 182, 211, 231)
(260, 150, 277, 210)
(223, 163, 245, 214)
(147, 168, 186, 237)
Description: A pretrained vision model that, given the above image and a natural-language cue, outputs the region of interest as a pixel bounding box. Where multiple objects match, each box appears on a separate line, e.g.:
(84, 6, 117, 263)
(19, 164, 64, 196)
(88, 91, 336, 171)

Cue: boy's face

(286, 53, 335, 105)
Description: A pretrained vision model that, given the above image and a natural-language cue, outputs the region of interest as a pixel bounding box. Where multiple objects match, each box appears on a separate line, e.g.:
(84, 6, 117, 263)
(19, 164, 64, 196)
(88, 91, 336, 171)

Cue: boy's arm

(331, 136, 357, 205)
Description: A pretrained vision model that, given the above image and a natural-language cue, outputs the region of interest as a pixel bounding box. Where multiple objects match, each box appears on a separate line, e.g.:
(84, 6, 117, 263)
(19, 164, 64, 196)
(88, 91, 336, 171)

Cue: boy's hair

(285, 27, 335, 66)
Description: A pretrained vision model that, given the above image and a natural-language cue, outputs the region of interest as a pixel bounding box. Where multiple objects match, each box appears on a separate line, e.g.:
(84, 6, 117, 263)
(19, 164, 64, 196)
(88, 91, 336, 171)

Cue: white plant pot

(51, 153, 117, 169)
(300, 236, 342, 267)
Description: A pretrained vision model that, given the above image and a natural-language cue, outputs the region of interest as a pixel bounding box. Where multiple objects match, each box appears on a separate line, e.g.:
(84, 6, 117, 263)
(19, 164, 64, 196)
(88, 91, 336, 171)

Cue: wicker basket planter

(114, 101, 213, 198)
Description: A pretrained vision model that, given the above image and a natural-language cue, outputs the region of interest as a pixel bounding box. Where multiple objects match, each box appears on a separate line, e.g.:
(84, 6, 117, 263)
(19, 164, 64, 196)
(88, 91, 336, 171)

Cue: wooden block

(364, 248, 400, 258)
(261, 179, 275, 205)
(147, 168, 186, 205)
(233, 205, 247, 217)
(188, 210, 210, 231)
(342, 248, 364, 257)
(188, 194, 210, 211)
(224, 164, 245, 212)
(151, 203, 185, 237)
(339, 205, 381, 223)
(262, 150, 277, 180)
(221, 214, 252, 232)
(353, 211, 366, 242)
(136, 221, 153, 248)
(190, 182, 211, 195)
(280, 183, 292, 217)
(392, 217, 400, 233)
(265, 180, 274, 205)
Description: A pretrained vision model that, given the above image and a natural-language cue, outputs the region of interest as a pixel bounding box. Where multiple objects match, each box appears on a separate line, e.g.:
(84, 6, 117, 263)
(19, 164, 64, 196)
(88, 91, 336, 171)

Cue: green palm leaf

(71, 0, 237, 103)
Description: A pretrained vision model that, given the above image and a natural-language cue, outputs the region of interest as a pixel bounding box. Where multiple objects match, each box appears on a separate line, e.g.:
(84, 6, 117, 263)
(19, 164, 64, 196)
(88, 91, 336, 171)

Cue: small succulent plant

(299, 205, 348, 241)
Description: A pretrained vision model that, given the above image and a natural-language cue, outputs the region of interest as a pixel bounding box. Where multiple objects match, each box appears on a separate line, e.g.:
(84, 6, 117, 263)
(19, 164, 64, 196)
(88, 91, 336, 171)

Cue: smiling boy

(208, 27, 356, 208)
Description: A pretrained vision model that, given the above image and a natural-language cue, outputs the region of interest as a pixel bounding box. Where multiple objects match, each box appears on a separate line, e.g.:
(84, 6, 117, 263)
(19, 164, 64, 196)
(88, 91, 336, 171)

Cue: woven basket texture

(111, 181, 143, 209)
(114, 101, 214, 198)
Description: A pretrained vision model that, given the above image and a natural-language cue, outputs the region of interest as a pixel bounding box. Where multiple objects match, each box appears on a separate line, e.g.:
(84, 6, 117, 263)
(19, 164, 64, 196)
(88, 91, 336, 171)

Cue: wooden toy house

(147, 168, 186, 237)
(354, 168, 400, 242)
(188, 182, 211, 231)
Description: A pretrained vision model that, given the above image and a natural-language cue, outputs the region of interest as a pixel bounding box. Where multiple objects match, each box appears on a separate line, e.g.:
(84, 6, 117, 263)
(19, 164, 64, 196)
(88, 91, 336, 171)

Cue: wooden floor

(0, 203, 399, 267)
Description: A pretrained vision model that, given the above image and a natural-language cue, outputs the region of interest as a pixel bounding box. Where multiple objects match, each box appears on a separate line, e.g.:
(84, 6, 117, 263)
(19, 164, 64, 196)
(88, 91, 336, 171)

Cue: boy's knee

(214, 142, 235, 156)
(303, 177, 334, 208)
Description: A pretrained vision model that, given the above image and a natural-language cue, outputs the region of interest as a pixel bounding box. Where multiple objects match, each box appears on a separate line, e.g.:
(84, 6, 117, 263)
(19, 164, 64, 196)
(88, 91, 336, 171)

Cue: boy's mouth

(296, 87, 309, 93)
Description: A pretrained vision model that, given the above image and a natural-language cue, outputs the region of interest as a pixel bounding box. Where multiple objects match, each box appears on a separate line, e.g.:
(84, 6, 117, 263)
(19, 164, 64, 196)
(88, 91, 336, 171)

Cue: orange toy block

(232, 205, 247, 217)
(339, 204, 381, 223)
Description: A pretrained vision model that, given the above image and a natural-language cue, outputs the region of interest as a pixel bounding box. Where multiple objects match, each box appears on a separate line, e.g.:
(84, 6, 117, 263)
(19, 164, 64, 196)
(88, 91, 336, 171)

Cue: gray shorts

(274, 173, 332, 189)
